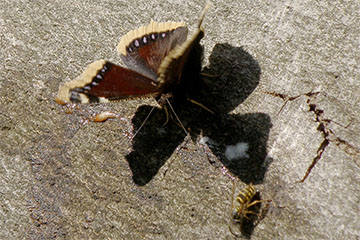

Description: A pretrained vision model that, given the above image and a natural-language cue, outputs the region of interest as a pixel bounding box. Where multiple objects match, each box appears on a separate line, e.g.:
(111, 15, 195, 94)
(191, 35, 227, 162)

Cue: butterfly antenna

(165, 98, 188, 135)
(131, 106, 156, 140)
(197, 2, 211, 28)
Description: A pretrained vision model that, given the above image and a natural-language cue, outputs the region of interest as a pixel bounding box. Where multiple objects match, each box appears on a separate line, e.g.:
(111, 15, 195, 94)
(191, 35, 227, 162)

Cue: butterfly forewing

(118, 21, 188, 81)
(78, 62, 161, 100)
(56, 60, 160, 104)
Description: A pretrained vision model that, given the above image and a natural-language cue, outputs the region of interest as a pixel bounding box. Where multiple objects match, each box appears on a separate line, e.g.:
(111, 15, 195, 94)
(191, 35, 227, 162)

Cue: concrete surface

(1, 0, 359, 239)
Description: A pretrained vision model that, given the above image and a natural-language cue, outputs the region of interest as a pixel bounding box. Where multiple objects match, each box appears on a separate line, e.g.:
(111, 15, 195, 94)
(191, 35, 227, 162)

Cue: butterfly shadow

(126, 43, 272, 186)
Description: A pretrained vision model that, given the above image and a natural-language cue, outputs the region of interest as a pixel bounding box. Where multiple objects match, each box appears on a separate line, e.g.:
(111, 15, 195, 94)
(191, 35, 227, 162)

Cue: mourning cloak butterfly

(56, 4, 211, 109)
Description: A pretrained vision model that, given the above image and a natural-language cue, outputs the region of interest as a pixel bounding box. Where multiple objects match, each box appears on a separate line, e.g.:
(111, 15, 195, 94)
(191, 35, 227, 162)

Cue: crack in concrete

(265, 90, 360, 182)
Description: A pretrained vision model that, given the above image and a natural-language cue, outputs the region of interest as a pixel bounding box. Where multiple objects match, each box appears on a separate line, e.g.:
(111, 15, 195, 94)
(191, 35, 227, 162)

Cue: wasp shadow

(126, 43, 272, 186)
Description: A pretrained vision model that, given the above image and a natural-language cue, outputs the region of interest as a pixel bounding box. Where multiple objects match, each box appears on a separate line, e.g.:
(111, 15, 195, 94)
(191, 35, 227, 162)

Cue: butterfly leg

(162, 105, 170, 126)
(187, 98, 214, 114)
(200, 72, 219, 78)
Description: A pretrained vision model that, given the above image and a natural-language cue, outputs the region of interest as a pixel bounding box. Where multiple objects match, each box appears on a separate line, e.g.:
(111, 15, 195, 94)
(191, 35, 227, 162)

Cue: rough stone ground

(1, 0, 359, 239)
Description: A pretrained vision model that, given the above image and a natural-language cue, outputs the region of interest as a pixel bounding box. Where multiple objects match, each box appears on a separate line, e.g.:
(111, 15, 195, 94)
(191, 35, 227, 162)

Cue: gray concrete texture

(1, 0, 359, 239)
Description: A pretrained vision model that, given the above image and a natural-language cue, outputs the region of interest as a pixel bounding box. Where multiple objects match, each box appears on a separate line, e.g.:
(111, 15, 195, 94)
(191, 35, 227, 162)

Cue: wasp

(229, 182, 271, 237)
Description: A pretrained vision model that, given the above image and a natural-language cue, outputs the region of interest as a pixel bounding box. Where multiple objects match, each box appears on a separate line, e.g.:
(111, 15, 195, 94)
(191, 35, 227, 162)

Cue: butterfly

(56, 4, 211, 122)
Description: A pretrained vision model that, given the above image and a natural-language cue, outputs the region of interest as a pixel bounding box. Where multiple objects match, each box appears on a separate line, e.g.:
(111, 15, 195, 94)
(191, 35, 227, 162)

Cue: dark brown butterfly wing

(118, 21, 188, 81)
(56, 60, 160, 104)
